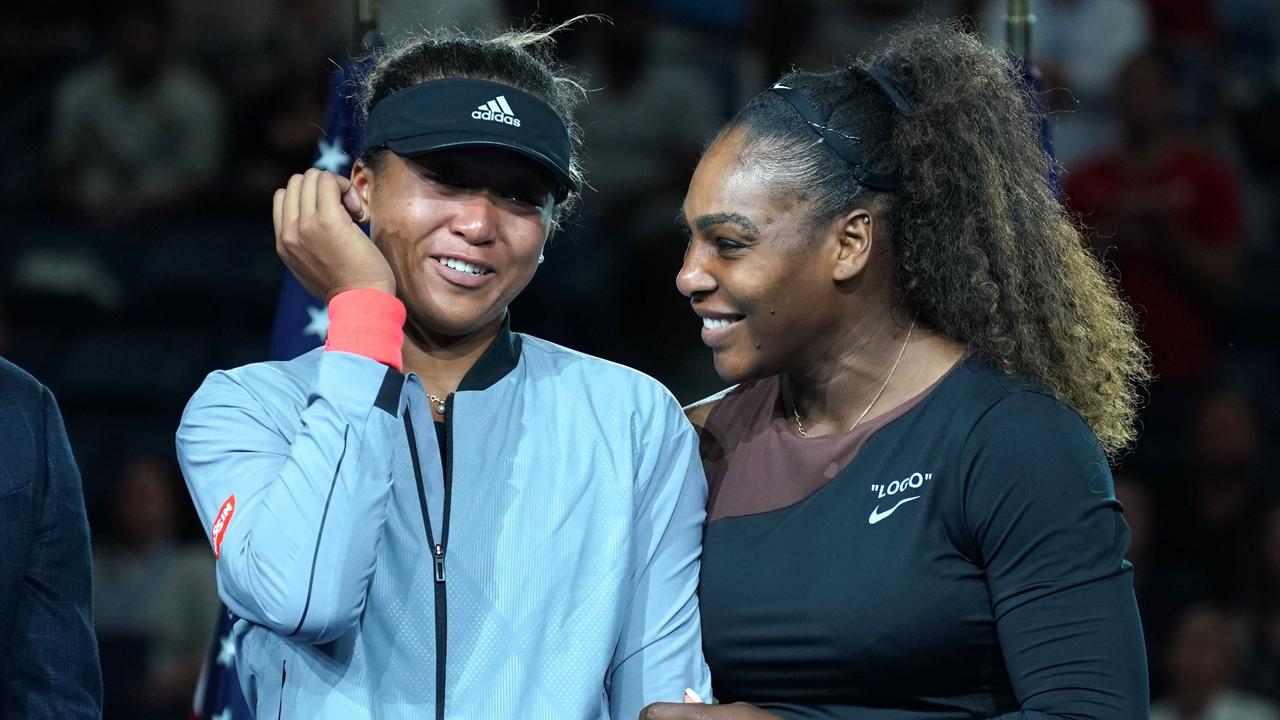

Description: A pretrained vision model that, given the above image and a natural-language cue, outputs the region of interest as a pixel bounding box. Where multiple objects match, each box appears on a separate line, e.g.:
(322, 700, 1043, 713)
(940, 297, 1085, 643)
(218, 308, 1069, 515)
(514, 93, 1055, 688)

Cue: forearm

(991, 568, 1149, 719)
(180, 291, 405, 642)
(611, 405, 712, 718)
(179, 352, 403, 642)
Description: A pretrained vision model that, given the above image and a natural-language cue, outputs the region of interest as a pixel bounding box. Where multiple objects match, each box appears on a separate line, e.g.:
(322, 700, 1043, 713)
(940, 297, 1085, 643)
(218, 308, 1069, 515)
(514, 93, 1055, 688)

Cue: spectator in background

(575, 1, 721, 241)
(0, 1, 96, 208)
(1064, 52, 1244, 461)
(1117, 471, 1199, 697)
(1156, 388, 1270, 617)
(741, 0, 817, 94)
(0, 357, 101, 718)
(93, 453, 217, 720)
(1243, 503, 1280, 704)
(230, 57, 330, 209)
(167, 0, 277, 102)
(1143, 0, 1218, 46)
(1116, 472, 1157, 607)
(379, 0, 506, 44)
(568, 2, 724, 380)
(745, 0, 960, 102)
(1216, 0, 1280, 251)
(48, 0, 225, 225)
(980, 0, 1150, 168)
(1152, 605, 1280, 720)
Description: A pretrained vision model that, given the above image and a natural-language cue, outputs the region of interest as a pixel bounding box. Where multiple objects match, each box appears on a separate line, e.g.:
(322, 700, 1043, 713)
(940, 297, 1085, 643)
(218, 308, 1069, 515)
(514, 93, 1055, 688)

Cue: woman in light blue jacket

(176, 23, 710, 720)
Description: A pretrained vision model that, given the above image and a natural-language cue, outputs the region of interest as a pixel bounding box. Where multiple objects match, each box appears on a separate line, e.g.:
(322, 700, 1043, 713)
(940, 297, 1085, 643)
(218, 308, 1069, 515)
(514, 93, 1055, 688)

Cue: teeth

(703, 317, 736, 330)
(441, 257, 487, 276)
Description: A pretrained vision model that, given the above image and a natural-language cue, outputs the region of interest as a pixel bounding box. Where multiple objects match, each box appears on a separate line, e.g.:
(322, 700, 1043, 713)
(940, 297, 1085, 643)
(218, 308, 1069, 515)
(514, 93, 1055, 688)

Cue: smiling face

(678, 129, 878, 382)
(354, 147, 555, 338)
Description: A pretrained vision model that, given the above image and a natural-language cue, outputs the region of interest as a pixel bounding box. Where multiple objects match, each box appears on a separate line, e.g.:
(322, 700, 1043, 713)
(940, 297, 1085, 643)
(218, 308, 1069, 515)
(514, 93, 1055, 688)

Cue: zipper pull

(433, 543, 445, 583)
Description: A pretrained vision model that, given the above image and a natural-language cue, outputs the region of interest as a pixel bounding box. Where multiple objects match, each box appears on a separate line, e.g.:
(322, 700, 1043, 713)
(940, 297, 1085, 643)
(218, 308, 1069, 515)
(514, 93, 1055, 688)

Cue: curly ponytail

(724, 20, 1149, 455)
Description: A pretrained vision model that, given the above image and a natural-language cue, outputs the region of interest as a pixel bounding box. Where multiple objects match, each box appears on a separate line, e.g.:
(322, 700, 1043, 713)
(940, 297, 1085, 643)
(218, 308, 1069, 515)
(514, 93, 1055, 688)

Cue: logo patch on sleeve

(211, 494, 236, 559)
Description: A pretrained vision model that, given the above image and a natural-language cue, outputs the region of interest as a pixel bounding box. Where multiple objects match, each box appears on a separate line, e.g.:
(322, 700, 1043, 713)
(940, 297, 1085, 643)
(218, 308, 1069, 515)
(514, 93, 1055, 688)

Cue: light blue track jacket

(176, 320, 712, 719)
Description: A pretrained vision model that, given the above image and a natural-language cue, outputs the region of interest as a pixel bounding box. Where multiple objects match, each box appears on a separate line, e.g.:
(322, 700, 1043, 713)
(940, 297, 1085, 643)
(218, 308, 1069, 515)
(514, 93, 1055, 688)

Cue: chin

(406, 294, 505, 338)
(432, 311, 502, 338)
(711, 351, 757, 384)
(712, 340, 787, 384)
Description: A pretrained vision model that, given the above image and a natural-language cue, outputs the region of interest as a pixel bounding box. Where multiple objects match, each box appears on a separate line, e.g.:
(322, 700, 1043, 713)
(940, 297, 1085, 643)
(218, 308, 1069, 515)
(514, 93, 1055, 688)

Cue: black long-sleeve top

(693, 357, 1149, 719)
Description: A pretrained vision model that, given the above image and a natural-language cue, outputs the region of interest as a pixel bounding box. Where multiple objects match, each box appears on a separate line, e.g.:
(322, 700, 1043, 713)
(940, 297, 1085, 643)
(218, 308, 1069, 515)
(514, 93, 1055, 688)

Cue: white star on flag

(212, 708, 233, 720)
(304, 306, 329, 341)
(217, 633, 236, 667)
(314, 138, 351, 174)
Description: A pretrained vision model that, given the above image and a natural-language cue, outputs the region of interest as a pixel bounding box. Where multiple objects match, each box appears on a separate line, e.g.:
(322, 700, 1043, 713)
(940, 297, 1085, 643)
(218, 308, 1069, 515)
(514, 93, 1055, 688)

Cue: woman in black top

(642, 21, 1150, 720)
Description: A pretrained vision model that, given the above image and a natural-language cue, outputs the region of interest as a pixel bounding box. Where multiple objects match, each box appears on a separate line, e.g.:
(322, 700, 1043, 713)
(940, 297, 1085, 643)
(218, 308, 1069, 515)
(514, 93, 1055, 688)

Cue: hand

(640, 700, 781, 720)
(272, 168, 396, 302)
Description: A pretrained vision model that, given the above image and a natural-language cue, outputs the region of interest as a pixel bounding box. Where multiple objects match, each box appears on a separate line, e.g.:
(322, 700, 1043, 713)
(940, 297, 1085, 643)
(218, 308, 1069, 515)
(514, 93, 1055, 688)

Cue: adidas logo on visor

(472, 95, 521, 127)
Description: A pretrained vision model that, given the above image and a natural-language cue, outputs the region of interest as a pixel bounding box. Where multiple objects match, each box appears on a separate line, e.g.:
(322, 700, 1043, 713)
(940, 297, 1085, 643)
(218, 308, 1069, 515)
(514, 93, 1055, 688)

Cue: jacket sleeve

(608, 394, 713, 719)
(176, 351, 404, 644)
(0, 386, 102, 720)
(963, 392, 1149, 720)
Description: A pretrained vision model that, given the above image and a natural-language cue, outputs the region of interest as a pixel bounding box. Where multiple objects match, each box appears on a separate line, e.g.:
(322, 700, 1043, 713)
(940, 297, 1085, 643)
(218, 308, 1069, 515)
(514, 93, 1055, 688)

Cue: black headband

(365, 78, 576, 201)
(767, 65, 916, 192)
(855, 65, 917, 115)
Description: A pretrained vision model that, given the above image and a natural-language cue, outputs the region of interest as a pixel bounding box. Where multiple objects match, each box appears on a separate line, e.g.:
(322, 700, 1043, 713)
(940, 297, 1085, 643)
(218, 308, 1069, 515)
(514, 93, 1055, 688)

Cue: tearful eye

(504, 191, 545, 209)
(493, 180, 552, 211)
(423, 170, 466, 189)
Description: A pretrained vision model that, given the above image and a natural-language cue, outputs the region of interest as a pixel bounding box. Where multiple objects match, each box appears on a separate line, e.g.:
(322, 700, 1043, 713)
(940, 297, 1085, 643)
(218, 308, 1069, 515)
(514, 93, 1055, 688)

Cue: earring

(861, 216, 871, 225)
(537, 254, 545, 264)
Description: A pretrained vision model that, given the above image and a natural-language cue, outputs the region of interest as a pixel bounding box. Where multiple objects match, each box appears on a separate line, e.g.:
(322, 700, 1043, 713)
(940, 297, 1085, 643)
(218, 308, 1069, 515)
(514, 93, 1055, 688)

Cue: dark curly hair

(356, 20, 591, 226)
(722, 20, 1148, 455)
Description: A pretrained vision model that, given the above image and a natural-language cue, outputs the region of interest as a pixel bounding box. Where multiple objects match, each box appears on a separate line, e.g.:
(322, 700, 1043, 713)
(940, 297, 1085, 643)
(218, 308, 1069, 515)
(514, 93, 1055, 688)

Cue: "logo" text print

(870, 472, 931, 499)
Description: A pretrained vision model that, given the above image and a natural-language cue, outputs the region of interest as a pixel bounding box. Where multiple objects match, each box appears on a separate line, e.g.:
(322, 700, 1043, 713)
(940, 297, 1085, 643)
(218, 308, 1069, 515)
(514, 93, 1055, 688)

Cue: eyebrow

(692, 212, 760, 236)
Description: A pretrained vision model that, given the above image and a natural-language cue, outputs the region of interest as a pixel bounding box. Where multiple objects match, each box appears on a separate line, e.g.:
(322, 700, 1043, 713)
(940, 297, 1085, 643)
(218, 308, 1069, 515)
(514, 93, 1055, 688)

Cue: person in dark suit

(0, 356, 102, 718)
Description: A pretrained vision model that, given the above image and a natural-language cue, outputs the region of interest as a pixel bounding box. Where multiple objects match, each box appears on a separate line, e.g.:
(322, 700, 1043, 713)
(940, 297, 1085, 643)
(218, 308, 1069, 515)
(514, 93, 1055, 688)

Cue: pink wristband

(324, 288, 406, 372)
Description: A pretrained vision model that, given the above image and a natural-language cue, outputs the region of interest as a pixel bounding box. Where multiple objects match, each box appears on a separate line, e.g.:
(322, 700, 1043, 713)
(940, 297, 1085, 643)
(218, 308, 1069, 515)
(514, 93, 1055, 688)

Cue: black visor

(364, 78, 576, 202)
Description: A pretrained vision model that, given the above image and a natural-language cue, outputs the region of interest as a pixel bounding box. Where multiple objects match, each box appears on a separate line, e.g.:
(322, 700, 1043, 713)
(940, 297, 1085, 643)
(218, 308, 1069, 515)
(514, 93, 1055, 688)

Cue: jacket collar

(457, 312, 521, 392)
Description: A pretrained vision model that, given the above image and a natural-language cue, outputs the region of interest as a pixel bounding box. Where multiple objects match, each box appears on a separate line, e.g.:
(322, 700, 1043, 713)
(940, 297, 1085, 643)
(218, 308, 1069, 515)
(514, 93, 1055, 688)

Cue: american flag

(191, 56, 372, 720)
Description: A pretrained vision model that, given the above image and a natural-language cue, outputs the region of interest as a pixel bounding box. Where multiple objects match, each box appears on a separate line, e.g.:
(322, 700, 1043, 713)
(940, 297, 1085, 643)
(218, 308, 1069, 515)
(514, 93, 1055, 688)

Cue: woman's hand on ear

(272, 168, 396, 302)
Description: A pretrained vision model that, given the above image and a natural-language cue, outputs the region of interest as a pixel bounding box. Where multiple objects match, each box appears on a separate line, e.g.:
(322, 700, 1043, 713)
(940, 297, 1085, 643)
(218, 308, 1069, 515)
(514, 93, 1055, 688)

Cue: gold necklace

(791, 318, 915, 438)
(427, 393, 446, 415)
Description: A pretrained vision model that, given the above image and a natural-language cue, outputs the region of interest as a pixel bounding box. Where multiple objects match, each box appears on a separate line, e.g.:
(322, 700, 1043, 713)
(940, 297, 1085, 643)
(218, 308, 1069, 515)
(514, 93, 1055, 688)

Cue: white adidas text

(473, 95, 521, 127)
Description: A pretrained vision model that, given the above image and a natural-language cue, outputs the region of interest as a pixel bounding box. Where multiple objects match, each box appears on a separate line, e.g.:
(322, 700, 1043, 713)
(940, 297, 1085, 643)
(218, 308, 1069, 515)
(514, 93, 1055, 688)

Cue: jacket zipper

(404, 401, 452, 720)
(277, 660, 287, 720)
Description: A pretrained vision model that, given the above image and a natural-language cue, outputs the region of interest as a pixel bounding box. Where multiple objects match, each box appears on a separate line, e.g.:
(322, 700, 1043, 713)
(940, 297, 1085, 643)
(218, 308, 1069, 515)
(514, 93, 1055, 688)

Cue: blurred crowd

(1, 0, 1278, 718)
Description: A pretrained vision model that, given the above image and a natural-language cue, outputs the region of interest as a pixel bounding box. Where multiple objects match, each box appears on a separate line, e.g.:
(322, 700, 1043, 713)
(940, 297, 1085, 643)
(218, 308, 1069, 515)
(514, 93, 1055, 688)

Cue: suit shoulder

(0, 356, 46, 407)
(0, 357, 54, 447)
(0, 357, 51, 482)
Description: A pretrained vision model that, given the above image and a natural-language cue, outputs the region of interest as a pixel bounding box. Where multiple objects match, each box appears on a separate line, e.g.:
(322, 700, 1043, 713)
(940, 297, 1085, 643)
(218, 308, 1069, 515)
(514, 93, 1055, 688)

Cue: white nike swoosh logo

(868, 496, 921, 525)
